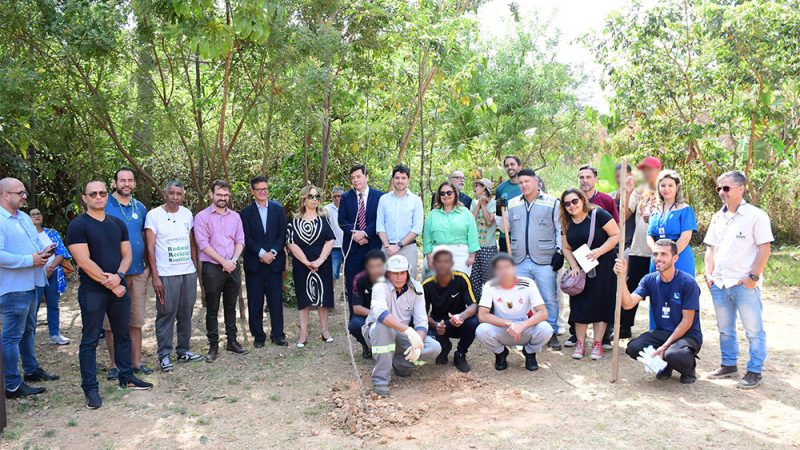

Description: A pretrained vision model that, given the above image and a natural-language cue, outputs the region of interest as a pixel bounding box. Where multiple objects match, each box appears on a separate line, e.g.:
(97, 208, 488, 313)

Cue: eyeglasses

(307, 194, 321, 200)
(252, 188, 267, 193)
(29, 212, 42, 217)
(564, 198, 581, 206)
(7, 190, 28, 197)
(439, 191, 455, 197)
(85, 191, 108, 198)
(716, 185, 733, 193)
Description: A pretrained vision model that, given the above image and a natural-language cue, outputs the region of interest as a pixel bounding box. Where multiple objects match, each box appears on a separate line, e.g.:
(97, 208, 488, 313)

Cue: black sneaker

(656, 366, 674, 380)
(134, 363, 154, 375)
(548, 335, 562, 350)
(120, 375, 153, 390)
(737, 371, 762, 390)
(177, 352, 204, 362)
(6, 383, 46, 399)
(394, 366, 412, 378)
(86, 390, 103, 409)
(619, 328, 633, 339)
(362, 346, 373, 360)
(523, 350, 539, 371)
(563, 335, 577, 347)
(436, 339, 452, 365)
(708, 365, 739, 379)
(680, 372, 697, 384)
(494, 347, 509, 371)
(453, 351, 471, 373)
(24, 367, 60, 382)
(159, 356, 174, 373)
(107, 367, 119, 381)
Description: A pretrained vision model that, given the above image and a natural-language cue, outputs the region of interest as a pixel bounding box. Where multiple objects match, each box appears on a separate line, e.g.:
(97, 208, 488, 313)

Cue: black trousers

(245, 269, 285, 342)
(626, 329, 700, 375)
(428, 316, 479, 354)
(348, 315, 368, 349)
(202, 263, 241, 345)
(621, 255, 651, 330)
(78, 287, 132, 393)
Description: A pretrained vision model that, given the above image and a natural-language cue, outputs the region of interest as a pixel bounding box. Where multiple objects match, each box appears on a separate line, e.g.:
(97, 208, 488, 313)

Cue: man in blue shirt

(615, 238, 702, 384)
(0, 177, 60, 398)
(377, 165, 423, 280)
(104, 168, 153, 377)
(495, 155, 522, 254)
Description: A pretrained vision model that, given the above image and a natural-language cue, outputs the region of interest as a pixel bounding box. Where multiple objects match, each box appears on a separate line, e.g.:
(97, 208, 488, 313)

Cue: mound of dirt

(326, 387, 427, 438)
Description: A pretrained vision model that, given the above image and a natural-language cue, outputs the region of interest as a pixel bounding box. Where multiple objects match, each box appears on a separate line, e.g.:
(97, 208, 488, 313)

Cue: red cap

(637, 156, 662, 170)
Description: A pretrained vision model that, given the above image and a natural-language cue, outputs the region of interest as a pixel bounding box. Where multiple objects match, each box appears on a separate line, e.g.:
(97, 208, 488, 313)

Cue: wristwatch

(117, 271, 126, 280)
(748, 273, 760, 282)
(398, 241, 405, 249)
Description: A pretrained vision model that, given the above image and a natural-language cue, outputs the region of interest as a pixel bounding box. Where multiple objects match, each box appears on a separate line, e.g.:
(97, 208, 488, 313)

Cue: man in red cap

(625, 156, 663, 336)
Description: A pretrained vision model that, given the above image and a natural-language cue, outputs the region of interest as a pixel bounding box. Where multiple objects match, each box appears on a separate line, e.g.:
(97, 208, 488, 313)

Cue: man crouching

(363, 255, 441, 397)
(476, 253, 553, 371)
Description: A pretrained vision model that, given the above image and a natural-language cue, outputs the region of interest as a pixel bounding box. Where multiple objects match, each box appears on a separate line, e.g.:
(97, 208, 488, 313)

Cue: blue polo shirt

(634, 270, 703, 344)
(105, 195, 148, 275)
(0, 207, 47, 296)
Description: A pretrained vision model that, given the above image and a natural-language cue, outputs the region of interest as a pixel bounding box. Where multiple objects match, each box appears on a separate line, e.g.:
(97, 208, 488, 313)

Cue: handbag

(560, 208, 597, 296)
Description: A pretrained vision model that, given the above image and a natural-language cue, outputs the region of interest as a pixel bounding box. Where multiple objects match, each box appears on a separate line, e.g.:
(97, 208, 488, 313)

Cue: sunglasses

(30, 212, 42, 217)
(439, 191, 455, 197)
(86, 191, 108, 198)
(716, 185, 733, 193)
(564, 198, 581, 206)
(307, 194, 321, 200)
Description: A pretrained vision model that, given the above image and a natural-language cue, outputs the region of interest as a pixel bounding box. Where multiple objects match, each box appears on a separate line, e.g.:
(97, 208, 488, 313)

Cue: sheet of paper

(572, 244, 599, 273)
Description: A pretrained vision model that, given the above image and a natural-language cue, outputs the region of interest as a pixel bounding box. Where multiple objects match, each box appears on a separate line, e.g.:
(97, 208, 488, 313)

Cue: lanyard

(115, 196, 139, 221)
(657, 202, 677, 235)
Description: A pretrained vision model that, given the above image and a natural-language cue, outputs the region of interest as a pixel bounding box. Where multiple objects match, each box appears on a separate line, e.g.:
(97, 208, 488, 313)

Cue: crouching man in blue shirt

(614, 238, 702, 384)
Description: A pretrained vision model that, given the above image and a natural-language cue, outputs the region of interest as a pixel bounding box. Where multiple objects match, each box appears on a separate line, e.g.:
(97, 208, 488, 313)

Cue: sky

(477, 0, 630, 114)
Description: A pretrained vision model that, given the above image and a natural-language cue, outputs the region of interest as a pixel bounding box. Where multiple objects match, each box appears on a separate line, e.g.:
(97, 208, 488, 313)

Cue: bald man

(0, 178, 60, 398)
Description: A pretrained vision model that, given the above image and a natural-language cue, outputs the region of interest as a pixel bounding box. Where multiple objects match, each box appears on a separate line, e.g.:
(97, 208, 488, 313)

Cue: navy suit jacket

(338, 186, 384, 255)
(240, 200, 287, 274)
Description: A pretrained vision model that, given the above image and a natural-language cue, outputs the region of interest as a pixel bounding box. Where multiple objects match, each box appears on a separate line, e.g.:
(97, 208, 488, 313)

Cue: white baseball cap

(385, 255, 410, 273)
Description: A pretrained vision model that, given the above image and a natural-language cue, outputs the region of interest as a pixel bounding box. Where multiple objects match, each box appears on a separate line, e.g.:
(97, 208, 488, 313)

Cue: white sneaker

(50, 334, 71, 345)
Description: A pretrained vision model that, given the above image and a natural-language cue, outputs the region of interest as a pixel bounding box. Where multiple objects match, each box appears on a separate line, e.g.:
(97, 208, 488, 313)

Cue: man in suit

(339, 164, 384, 305)
(240, 176, 288, 347)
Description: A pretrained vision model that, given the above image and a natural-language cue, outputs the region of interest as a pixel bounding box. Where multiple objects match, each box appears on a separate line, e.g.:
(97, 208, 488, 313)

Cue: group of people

(0, 153, 773, 405)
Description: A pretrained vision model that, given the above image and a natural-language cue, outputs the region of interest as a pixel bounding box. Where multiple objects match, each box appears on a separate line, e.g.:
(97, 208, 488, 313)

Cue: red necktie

(357, 193, 366, 230)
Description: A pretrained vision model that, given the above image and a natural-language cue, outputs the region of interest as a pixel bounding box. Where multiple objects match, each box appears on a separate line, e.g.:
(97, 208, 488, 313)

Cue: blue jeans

(78, 287, 133, 393)
(710, 284, 767, 373)
(348, 315, 367, 348)
(332, 248, 344, 280)
(36, 272, 62, 337)
(0, 290, 41, 390)
(516, 258, 558, 334)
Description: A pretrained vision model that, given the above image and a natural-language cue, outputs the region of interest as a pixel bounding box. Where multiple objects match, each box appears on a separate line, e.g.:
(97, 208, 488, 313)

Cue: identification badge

(132, 212, 139, 220)
(661, 304, 670, 319)
(658, 227, 666, 237)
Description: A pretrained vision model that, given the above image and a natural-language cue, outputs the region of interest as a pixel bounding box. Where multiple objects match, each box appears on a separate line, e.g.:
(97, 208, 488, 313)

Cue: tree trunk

(134, 2, 155, 205)
(318, 87, 332, 189)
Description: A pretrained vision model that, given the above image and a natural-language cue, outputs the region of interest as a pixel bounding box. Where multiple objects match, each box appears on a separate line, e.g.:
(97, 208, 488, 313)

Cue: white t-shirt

(704, 202, 774, 288)
(37, 231, 55, 267)
(629, 185, 660, 257)
(144, 206, 195, 277)
(478, 276, 544, 321)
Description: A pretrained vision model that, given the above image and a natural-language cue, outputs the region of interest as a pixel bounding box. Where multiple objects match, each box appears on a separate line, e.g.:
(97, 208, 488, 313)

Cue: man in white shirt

(704, 171, 773, 389)
(475, 253, 553, 372)
(325, 186, 345, 280)
(145, 181, 203, 372)
(377, 165, 424, 280)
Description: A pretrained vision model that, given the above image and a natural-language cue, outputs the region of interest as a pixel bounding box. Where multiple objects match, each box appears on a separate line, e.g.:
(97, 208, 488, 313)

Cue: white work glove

(636, 345, 668, 374)
(402, 327, 424, 363)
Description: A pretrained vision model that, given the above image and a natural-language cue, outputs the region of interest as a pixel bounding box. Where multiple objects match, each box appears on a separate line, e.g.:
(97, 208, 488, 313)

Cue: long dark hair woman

(559, 188, 620, 361)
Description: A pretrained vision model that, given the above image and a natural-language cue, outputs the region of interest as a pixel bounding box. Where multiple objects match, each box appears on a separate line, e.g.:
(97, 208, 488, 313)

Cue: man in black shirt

(422, 246, 478, 373)
(67, 180, 152, 410)
(349, 250, 386, 359)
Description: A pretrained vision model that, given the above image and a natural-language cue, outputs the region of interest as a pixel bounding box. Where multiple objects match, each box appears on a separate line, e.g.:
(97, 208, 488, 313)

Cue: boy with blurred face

(0, 177, 59, 399)
(145, 181, 202, 372)
(68, 180, 153, 409)
(104, 168, 153, 378)
(377, 165, 423, 279)
(363, 255, 441, 397)
(475, 254, 553, 372)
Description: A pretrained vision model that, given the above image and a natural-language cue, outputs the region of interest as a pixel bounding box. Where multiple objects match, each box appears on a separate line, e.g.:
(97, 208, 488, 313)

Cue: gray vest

(506, 194, 561, 265)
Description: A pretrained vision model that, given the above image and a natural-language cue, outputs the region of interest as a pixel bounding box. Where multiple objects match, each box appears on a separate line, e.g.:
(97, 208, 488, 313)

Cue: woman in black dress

(560, 188, 620, 361)
(287, 185, 336, 348)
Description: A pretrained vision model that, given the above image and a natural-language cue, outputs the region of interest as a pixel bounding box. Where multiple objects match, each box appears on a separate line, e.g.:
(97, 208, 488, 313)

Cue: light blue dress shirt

(376, 190, 424, 244)
(0, 207, 47, 296)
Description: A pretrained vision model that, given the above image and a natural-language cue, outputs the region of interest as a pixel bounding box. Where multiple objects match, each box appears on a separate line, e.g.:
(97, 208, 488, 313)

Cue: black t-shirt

(423, 271, 476, 321)
(66, 213, 129, 291)
(351, 270, 375, 316)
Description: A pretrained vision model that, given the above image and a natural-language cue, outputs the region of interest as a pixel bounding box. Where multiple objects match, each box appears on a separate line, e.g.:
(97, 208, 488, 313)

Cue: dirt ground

(2, 279, 799, 450)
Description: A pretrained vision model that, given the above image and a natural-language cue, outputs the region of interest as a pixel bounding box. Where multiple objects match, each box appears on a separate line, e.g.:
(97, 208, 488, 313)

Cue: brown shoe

(206, 343, 219, 363)
(226, 339, 248, 355)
